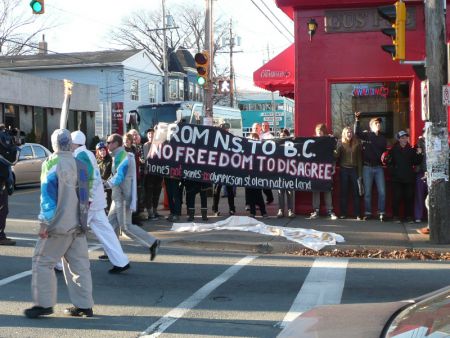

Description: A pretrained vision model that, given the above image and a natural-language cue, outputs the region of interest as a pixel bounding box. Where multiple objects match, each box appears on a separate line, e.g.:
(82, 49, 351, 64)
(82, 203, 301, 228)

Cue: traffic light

(377, 1, 406, 61)
(30, 0, 44, 14)
(194, 51, 209, 86)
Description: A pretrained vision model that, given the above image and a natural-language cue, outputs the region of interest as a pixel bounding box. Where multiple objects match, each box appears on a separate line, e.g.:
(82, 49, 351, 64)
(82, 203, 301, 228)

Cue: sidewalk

(140, 188, 449, 255)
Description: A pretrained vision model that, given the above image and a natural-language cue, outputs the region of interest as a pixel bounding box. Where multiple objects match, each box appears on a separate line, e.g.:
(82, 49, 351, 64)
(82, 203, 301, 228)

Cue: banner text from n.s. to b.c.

(147, 123, 336, 191)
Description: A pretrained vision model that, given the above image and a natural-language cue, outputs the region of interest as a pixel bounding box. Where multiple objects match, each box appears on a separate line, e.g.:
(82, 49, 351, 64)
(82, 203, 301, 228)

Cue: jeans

(165, 178, 182, 216)
(339, 167, 360, 217)
(312, 191, 332, 211)
(362, 165, 385, 215)
(212, 184, 235, 213)
(278, 189, 294, 211)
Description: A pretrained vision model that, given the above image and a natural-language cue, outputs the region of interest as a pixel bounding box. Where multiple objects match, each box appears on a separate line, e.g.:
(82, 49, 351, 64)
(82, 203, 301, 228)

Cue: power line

(258, 0, 294, 39)
(249, 0, 294, 43)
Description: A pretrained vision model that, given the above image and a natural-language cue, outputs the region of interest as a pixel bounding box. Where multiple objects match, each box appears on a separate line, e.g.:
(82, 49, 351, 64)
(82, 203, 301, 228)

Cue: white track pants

(89, 209, 129, 267)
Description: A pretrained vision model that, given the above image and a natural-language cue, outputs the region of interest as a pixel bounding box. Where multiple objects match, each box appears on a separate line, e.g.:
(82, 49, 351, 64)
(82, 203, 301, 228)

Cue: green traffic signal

(30, 0, 44, 14)
(197, 76, 206, 86)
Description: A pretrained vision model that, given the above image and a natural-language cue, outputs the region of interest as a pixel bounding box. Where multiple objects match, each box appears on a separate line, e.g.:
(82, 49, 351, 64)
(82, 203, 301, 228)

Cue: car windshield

(385, 288, 450, 338)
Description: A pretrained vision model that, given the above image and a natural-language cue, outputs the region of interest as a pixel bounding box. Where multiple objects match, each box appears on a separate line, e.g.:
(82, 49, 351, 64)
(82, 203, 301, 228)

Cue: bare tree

(0, 0, 49, 55)
(109, 2, 228, 66)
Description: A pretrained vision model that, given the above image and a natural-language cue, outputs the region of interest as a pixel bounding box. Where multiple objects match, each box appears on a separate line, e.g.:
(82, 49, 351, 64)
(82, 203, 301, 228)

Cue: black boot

(201, 208, 208, 221)
(187, 209, 195, 222)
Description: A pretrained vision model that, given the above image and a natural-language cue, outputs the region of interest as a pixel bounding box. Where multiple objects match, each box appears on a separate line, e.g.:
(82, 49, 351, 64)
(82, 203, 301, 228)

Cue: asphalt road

(1, 187, 449, 338)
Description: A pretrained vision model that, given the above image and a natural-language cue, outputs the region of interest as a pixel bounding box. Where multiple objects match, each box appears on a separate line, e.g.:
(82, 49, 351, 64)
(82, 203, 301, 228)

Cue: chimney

(38, 34, 48, 55)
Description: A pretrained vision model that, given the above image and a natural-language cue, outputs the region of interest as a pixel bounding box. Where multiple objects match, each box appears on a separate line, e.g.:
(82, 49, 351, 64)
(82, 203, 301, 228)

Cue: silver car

(278, 285, 450, 338)
(12, 143, 51, 186)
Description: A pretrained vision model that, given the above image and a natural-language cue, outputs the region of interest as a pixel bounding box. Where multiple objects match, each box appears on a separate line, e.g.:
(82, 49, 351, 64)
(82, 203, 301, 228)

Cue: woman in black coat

(385, 130, 423, 222)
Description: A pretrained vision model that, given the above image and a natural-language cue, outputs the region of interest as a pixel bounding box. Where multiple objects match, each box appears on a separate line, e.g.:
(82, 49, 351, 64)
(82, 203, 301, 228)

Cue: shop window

(130, 79, 139, 101)
(331, 82, 409, 143)
(148, 82, 157, 103)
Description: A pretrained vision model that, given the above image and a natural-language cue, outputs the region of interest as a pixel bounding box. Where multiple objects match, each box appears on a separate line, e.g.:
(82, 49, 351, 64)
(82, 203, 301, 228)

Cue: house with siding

(0, 48, 163, 137)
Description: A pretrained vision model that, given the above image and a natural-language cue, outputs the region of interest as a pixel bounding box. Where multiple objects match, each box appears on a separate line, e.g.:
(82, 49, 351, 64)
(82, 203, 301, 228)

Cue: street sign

(442, 85, 450, 106)
(218, 79, 230, 93)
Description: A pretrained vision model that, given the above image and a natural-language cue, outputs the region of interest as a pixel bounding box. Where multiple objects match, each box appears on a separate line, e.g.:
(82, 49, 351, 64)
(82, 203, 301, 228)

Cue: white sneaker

(329, 211, 337, 220)
(288, 210, 295, 218)
(309, 211, 319, 219)
(277, 209, 284, 218)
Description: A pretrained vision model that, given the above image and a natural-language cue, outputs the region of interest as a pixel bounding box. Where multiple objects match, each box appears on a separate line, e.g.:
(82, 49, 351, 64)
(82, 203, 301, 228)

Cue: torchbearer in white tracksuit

(24, 129, 94, 319)
(105, 133, 160, 261)
(71, 130, 130, 274)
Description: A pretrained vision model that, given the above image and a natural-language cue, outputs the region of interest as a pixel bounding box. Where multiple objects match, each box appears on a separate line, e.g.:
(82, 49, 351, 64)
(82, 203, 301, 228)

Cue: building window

(130, 79, 139, 101)
(189, 83, 194, 100)
(169, 79, 178, 100)
(149, 82, 157, 103)
(179, 79, 184, 100)
(331, 82, 410, 142)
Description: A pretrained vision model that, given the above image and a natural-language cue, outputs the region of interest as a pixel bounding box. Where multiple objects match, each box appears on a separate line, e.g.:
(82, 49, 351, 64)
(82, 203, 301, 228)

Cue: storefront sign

(421, 80, 429, 120)
(442, 85, 450, 106)
(325, 7, 416, 33)
(352, 85, 389, 97)
(260, 70, 291, 79)
(147, 124, 337, 191)
(111, 102, 124, 135)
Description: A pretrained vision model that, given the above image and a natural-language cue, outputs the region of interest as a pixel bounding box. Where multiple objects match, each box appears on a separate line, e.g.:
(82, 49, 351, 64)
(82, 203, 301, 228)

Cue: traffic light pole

(204, 0, 214, 122)
(162, 0, 169, 102)
(424, 0, 450, 243)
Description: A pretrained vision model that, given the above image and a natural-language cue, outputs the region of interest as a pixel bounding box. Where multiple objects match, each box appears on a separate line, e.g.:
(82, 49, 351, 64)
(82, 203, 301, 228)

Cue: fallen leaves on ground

(290, 248, 450, 261)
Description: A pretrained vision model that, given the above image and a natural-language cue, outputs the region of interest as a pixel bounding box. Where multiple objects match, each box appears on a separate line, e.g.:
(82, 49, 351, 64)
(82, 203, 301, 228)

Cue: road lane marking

(278, 257, 349, 329)
(139, 255, 258, 338)
(7, 219, 39, 223)
(0, 244, 103, 287)
(9, 189, 40, 196)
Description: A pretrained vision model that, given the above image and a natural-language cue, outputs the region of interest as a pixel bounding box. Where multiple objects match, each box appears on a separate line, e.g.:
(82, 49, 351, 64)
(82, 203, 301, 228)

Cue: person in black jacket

(354, 113, 387, 221)
(386, 130, 423, 223)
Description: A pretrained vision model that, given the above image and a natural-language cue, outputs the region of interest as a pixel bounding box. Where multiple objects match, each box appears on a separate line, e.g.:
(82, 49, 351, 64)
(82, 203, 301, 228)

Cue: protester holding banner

(143, 128, 163, 220)
(334, 127, 362, 220)
(246, 132, 268, 218)
(354, 112, 387, 221)
(260, 122, 275, 205)
(309, 124, 337, 220)
(212, 123, 236, 217)
(277, 129, 295, 218)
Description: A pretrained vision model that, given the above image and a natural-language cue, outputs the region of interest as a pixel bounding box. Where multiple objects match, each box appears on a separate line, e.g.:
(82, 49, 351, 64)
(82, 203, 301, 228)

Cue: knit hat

(51, 129, 72, 152)
(71, 130, 86, 145)
(396, 130, 409, 139)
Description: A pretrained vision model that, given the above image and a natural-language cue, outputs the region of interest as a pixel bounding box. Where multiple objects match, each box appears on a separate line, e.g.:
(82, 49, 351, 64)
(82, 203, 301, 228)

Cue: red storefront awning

(253, 44, 294, 98)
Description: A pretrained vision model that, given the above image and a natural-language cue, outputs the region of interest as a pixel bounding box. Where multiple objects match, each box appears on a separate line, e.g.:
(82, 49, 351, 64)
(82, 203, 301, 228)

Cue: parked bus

(137, 101, 243, 137)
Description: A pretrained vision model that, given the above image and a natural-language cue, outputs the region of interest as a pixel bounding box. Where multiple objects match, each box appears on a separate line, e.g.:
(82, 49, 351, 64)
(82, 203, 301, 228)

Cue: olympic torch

(59, 79, 73, 129)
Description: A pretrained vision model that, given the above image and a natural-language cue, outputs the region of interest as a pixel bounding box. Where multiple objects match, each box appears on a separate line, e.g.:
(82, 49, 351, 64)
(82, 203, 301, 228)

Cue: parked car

(278, 285, 450, 338)
(12, 143, 51, 186)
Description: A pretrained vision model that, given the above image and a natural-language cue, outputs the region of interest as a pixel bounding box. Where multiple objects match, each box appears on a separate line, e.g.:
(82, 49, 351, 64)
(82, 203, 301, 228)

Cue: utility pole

(267, 45, 276, 135)
(204, 0, 214, 122)
(424, 0, 450, 243)
(229, 18, 235, 108)
(162, 0, 169, 102)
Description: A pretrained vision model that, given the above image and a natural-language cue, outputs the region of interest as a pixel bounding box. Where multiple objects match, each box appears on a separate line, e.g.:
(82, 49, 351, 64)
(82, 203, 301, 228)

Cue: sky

(16, 0, 294, 91)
